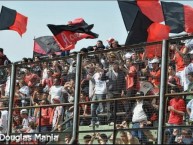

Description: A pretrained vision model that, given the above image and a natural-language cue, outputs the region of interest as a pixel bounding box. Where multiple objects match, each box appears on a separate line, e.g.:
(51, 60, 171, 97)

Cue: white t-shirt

(19, 86, 30, 97)
(185, 39, 193, 52)
(49, 85, 66, 104)
(42, 68, 49, 79)
(181, 63, 193, 91)
(22, 116, 33, 130)
(93, 72, 107, 94)
(89, 76, 95, 98)
(0, 110, 8, 133)
(132, 101, 147, 123)
(5, 76, 10, 97)
(187, 99, 193, 121)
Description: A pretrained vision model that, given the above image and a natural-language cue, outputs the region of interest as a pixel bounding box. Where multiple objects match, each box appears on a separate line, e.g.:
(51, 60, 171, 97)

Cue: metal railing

(1, 34, 193, 144)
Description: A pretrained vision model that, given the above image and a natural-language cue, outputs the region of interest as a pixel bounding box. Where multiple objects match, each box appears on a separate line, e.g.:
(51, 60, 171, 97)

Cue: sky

(0, 1, 192, 62)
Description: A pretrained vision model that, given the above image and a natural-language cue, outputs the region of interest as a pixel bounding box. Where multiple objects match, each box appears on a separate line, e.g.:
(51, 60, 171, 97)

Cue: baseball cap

(20, 109, 28, 114)
(106, 37, 115, 43)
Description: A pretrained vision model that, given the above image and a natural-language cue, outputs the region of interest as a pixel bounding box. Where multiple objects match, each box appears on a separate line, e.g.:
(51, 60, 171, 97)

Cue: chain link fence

(0, 35, 193, 144)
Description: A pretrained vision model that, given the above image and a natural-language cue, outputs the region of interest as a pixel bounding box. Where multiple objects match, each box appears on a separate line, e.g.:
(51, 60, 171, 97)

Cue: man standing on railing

(89, 64, 107, 127)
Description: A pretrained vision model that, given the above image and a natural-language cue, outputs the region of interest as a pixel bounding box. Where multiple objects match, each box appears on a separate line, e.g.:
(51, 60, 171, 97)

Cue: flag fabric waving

(118, 1, 169, 45)
(145, 23, 170, 59)
(47, 18, 98, 51)
(118, 1, 170, 58)
(67, 17, 92, 30)
(136, 0, 164, 23)
(33, 36, 62, 55)
(147, 23, 170, 43)
(124, 8, 153, 45)
(0, 6, 28, 36)
(118, 1, 139, 33)
(184, 5, 193, 33)
(118, 0, 193, 58)
(161, 1, 193, 34)
(161, 2, 184, 33)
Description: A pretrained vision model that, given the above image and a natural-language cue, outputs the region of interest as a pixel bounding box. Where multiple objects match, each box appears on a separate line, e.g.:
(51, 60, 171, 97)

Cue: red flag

(147, 23, 170, 42)
(9, 12, 28, 36)
(47, 19, 98, 51)
(33, 36, 62, 54)
(137, 0, 164, 23)
(184, 5, 193, 33)
(53, 31, 95, 51)
(162, 1, 193, 33)
(0, 6, 28, 36)
(145, 23, 170, 59)
(118, 1, 164, 45)
(33, 41, 47, 55)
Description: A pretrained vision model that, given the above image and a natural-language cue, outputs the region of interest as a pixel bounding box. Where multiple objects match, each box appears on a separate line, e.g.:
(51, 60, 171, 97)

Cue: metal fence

(0, 35, 193, 144)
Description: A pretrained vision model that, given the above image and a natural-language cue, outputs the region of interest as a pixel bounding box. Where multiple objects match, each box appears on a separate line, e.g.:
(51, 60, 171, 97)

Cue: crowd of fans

(0, 36, 193, 144)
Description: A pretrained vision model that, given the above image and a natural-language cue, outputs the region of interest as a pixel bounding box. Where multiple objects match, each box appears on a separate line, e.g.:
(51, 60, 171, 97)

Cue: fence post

(69, 53, 82, 144)
(113, 100, 117, 144)
(7, 63, 16, 136)
(157, 40, 169, 144)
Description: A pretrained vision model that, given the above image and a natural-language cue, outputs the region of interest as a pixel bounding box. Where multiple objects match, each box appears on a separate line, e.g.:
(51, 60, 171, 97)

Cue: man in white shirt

(184, 33, 193, 53)
(130, 92, 154, 144)
(49, 78, 67, 104)
(180, 54, 193, 91)
(89, 67, 107, 127)
(187, 98, 193, 125)
(18, 80, 30, 107)
(0, 102, 8, 133)
(17, 109, 33, 133)
(4, 68, 11, 98)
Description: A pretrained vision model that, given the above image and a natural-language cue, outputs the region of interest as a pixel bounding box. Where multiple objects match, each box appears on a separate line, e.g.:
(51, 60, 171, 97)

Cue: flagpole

(157, 40, 169, 144)
(33, 36, 35, 59)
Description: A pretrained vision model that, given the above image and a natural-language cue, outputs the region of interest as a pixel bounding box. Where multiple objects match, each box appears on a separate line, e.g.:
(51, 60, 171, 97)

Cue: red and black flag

(33, 36, 62, 55)
(47, 18, 98, 51)
(161, 1, 193, 33)
(118, 1, 169, 45)
(0, 6, 28, 36)
(67, 17, 93, 31)
(118, 0, 170, 58)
